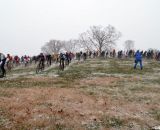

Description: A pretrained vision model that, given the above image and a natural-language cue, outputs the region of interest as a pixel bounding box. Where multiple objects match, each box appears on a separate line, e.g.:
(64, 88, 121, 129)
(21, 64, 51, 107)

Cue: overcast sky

(0, 0, 160, 56)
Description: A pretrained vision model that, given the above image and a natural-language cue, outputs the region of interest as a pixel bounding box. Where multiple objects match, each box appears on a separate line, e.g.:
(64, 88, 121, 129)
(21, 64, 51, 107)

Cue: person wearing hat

(0, 52, 6, 77)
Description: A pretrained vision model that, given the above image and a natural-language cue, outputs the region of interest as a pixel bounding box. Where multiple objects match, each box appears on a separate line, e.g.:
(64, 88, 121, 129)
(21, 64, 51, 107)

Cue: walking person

(134, 50, 143, 70)
(0, 52, 6, 78)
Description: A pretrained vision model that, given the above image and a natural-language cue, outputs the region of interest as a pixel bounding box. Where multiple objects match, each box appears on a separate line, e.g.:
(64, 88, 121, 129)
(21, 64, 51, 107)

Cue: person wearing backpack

(0, 52, 6, 77)
(134, 50, 143, 70)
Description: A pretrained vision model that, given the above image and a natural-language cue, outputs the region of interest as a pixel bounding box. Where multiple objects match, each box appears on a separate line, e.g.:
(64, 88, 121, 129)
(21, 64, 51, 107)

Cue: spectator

(134, 50, 143, 70)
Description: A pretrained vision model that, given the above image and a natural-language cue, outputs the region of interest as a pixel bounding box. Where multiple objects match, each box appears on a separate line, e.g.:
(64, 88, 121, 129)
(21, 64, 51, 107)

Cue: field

(0, 58, 160, 130)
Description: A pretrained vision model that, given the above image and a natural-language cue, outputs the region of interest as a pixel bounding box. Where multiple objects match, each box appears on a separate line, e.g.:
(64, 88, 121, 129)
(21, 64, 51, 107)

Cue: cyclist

(59, 53, 65, 71)
(83, 52, 87, 61)
(46, 54, 52, 66)
(0, 52, 6, 78)
(14, 56, 20, 66)
(24, 55, 29, 67)
(38, 53, 45, 70)
(6, 54, 13, 71)
(68, 52, 72, 62)
(65, 52, 70, 65)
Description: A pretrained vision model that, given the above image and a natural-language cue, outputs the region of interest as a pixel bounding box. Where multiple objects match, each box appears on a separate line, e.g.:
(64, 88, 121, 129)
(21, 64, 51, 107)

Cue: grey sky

(0, 0, 160, 56)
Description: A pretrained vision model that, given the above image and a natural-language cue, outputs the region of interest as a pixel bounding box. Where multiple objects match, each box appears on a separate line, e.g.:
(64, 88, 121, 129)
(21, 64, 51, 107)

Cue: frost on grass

(0, 59, 159, 129)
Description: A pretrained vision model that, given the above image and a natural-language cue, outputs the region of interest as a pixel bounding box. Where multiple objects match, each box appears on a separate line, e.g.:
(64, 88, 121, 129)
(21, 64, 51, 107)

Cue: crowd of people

(0, 49, 160, 78)
(0, 52, 76, 77)
(94, 49, 160, 60)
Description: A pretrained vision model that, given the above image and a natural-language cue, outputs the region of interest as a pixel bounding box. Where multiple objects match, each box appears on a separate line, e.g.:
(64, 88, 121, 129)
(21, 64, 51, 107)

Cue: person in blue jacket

(134, 50, 143, 70)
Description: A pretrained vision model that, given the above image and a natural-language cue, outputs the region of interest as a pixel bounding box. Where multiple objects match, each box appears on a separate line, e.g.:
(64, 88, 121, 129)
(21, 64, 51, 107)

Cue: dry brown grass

(0, 58, 160, 130)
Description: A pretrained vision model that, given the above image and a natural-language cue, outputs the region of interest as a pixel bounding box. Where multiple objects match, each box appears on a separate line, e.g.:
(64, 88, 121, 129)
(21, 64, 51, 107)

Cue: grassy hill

(0, 58, 160, 130)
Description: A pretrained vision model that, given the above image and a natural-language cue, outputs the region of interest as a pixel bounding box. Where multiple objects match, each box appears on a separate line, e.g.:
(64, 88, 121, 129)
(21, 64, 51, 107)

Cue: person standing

(0, 52, 6, 77)
(134, 50, 143, 70)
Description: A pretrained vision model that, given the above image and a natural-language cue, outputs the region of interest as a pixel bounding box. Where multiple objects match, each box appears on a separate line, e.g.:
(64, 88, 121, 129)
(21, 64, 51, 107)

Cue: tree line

(41, 25, 135, 54)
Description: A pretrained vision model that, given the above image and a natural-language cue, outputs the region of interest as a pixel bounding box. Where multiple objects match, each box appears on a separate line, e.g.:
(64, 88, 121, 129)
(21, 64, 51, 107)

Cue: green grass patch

(0, 90, 13, 97)
(101, 116, 125, 128)
(150, 109, 160, 121)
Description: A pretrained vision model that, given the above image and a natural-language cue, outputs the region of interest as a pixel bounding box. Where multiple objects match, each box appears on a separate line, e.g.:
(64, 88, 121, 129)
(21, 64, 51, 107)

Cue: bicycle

(59, 59, 65, 71)
(36, 62, 45, 74)
(6, 61, 13, 71)
(0, 67, 3, 78)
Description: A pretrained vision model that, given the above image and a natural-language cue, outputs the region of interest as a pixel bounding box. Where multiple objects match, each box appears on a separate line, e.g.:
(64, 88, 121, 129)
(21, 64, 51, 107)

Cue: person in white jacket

(0, 52, 6, 78)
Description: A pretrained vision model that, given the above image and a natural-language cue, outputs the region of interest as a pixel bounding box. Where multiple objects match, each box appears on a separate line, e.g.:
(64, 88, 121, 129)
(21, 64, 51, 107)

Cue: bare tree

(63, 39, 80, 52)
(124, 40, 134, 50)
(79, 25, 121, 54)
(79, 32, 94, 51)
(41, 40, 64, 54)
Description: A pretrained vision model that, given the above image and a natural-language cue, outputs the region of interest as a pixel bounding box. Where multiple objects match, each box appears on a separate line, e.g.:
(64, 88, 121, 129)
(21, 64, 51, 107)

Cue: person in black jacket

(0, 52, 6, 78)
